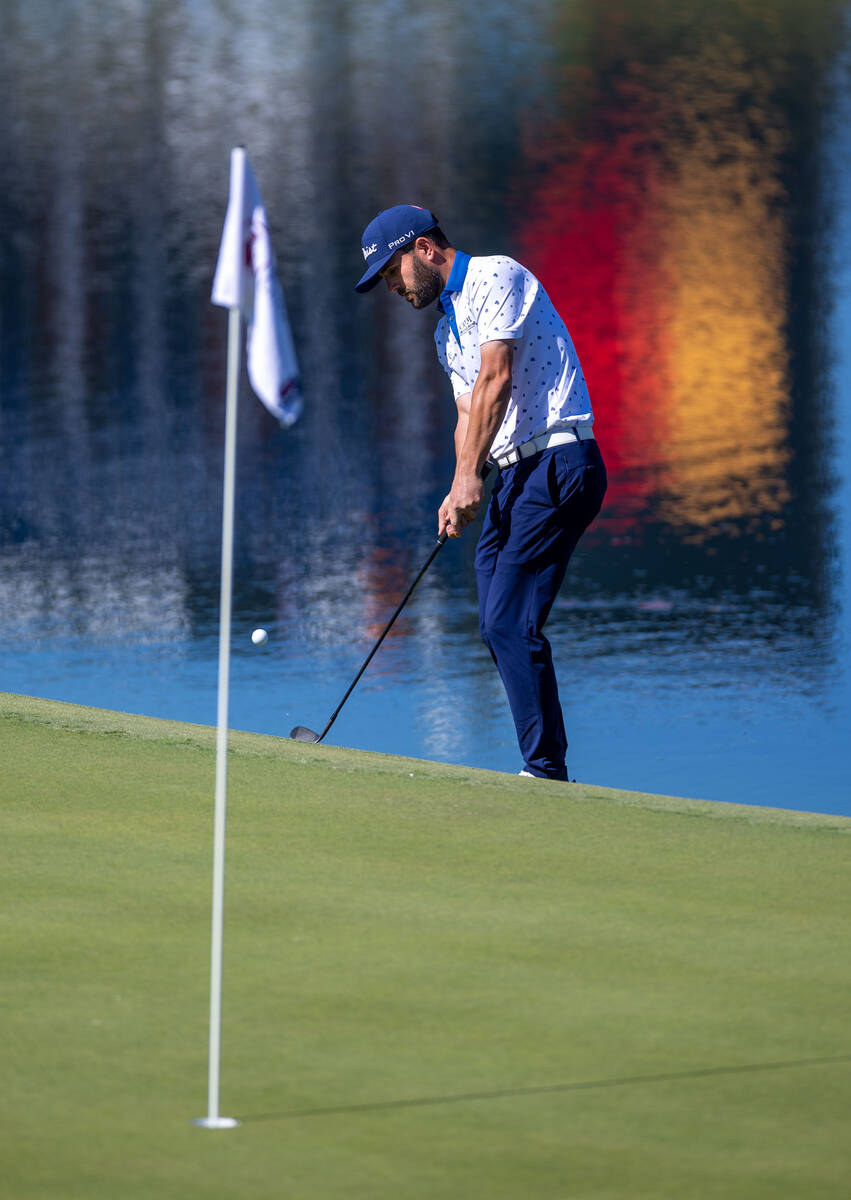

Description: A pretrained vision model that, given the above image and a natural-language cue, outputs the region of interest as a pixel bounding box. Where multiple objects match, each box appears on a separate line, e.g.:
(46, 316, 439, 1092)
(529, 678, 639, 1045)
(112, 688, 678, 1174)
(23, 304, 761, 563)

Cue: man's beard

(404, 255, 443, 308)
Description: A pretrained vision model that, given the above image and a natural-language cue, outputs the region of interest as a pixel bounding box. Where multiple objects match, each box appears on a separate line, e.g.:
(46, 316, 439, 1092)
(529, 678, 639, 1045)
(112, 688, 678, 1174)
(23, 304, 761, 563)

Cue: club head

(290, 725, 321, 742)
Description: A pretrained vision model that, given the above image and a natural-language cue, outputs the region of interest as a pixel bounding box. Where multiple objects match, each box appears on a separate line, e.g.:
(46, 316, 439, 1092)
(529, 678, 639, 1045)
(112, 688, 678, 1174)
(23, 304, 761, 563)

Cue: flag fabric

(212, 147, 303, 427)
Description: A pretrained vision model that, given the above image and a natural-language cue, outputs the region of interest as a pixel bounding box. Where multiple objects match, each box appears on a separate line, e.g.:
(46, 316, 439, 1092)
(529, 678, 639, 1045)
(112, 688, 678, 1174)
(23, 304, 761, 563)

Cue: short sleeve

(435, 321, 471, 401)
(472, 259, 534, 344)
(448, 368, 471, 402)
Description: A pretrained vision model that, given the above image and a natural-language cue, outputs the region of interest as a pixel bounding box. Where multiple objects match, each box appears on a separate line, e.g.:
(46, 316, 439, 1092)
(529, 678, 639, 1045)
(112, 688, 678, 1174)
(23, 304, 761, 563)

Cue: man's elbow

(477, 358, 512, 388)
(479, 366, 513, 402)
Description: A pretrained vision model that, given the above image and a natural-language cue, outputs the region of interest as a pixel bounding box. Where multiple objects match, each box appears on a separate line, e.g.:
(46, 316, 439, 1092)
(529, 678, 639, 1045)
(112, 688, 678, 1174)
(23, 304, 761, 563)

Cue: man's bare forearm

(454, 408, 469, 463)
(455, 366, 511, 480)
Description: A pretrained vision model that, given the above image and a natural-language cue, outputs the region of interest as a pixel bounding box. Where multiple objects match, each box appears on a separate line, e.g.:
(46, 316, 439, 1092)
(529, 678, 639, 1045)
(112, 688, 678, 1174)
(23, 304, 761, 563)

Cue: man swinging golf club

(356, 206, 607, 781)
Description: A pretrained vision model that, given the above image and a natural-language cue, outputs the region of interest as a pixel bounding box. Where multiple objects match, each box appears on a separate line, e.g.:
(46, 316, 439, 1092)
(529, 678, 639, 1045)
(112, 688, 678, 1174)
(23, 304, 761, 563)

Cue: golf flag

(212, 147, 303, 427)
(197, 147, 305, 1132)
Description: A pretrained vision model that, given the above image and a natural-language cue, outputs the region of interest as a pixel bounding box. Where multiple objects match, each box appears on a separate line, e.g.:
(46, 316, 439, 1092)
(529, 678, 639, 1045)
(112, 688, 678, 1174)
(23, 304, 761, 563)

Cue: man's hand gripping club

(439, 470, 484, 539)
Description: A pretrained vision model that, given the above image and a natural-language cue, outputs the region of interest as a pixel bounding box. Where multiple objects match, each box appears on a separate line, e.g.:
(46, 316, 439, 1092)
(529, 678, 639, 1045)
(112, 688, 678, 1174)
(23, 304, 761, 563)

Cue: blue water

(1, 1, 850, 816)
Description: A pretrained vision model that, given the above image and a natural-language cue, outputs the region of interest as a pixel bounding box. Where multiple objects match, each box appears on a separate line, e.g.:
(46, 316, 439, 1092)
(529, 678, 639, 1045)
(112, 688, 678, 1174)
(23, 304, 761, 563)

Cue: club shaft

(315, 533, 447, 742)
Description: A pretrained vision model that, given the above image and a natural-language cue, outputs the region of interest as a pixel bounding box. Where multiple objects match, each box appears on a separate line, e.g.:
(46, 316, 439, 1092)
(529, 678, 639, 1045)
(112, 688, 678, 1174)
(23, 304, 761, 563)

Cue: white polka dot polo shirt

(434, 253, 593, 460)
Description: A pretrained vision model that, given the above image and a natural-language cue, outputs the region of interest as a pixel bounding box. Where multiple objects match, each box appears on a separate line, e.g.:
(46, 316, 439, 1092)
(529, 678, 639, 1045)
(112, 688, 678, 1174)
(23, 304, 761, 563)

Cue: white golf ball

(251, 628, 268, 645)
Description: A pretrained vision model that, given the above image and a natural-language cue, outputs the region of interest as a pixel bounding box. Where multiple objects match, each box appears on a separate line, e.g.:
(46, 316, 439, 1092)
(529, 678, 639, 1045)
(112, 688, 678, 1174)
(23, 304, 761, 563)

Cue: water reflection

(515, 10, 839, 543)
(648, 43, 792, 533)
(0, 0, 849, 811)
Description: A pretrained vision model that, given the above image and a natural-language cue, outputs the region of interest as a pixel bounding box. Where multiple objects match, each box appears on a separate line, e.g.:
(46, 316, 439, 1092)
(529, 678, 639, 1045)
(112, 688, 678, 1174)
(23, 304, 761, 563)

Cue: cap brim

(355, 269, 383, 293)
(355, 254, 392, 293)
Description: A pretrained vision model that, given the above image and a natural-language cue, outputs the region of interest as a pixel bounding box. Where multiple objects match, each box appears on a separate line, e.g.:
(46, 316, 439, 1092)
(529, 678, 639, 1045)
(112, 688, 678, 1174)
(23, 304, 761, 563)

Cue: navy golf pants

(475, 440, 607, 780)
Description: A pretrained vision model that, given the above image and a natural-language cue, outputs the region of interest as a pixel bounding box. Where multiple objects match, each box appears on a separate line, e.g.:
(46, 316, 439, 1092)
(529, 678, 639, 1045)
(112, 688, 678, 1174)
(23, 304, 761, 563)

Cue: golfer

(356, 206, 606, 781)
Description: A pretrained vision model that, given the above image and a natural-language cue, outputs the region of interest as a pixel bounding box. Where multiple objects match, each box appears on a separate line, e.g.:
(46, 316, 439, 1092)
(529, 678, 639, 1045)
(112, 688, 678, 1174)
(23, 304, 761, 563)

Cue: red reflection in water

(518, 136, 674, 534)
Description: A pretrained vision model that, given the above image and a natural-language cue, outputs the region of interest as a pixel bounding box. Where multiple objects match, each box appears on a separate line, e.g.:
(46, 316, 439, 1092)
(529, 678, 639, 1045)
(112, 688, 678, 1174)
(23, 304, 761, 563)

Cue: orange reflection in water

(518, 40, 791, 539)
(657, 59, 791, 534)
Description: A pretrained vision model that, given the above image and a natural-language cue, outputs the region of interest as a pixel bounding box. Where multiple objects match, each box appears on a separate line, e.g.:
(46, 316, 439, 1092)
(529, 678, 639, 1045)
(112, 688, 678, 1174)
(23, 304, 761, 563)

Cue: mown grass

(2, 693, 849, 1199)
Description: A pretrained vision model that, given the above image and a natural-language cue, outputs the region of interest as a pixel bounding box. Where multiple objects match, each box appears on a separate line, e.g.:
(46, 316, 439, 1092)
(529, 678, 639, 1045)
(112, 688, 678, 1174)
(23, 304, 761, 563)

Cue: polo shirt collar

(437, 251, 471, 343)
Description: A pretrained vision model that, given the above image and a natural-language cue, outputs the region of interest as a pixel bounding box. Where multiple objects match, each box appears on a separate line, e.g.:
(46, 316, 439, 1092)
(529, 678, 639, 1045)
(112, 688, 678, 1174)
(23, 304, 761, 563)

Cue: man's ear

(412, 235, 436, 260)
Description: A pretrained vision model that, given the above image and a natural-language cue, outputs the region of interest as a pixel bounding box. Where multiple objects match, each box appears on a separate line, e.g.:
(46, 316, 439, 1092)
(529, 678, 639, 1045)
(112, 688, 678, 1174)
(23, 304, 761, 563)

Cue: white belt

(494, 425, 594, 470)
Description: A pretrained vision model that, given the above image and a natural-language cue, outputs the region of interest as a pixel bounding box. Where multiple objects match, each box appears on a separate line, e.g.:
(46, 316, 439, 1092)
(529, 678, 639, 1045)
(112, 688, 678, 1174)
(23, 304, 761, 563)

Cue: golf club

(290, 530, 449, 744)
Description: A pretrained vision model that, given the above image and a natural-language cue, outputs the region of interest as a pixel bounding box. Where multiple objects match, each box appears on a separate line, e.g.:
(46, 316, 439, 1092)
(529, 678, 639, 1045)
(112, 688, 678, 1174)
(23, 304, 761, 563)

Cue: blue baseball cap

(355, 205, 439, 293)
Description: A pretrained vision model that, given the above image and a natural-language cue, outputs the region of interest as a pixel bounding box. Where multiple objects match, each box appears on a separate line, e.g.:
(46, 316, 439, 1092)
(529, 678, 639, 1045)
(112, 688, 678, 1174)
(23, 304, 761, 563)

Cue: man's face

(380, 246, 442, 308)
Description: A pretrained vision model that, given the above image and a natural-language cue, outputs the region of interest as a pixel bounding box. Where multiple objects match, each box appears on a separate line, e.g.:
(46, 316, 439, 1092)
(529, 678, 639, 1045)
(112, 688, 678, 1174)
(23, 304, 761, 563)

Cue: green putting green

(2, 692, 849, 1199)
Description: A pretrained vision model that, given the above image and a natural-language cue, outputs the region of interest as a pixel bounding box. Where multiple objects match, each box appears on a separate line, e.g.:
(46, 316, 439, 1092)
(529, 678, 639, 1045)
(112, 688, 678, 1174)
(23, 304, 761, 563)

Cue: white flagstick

(194, 305, 242, 1132)
(194, 305, 241, 1130)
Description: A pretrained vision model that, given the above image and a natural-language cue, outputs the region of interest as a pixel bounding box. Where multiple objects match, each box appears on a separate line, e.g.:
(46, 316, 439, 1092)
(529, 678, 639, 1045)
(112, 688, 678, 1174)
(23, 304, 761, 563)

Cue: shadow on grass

(242, 1054, 851, 1124)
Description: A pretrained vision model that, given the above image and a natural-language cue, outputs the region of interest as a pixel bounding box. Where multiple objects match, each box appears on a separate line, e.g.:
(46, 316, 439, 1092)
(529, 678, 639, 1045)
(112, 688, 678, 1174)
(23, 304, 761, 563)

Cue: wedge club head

(290, 725, 321, 742)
